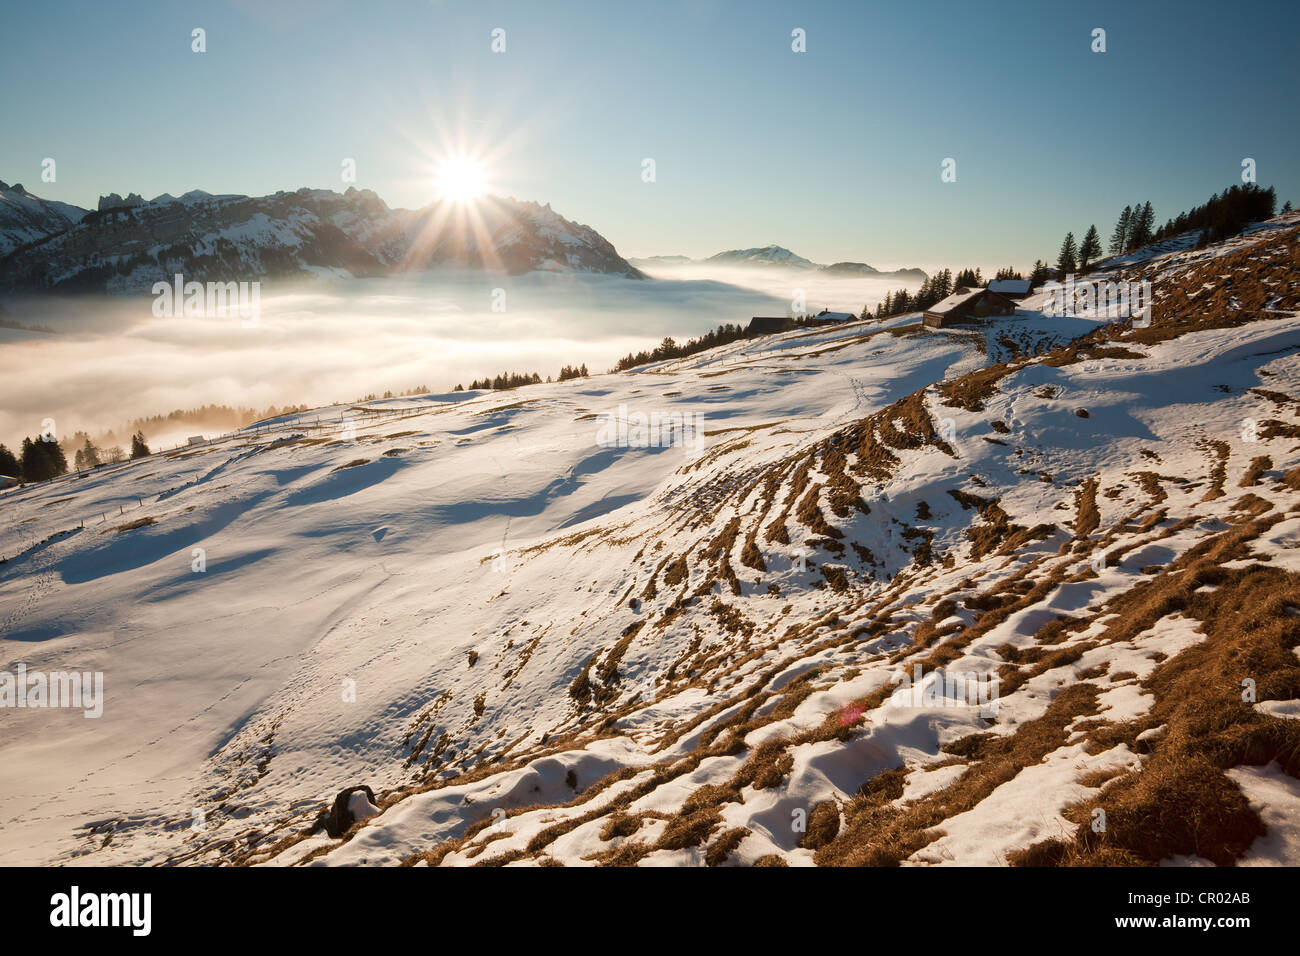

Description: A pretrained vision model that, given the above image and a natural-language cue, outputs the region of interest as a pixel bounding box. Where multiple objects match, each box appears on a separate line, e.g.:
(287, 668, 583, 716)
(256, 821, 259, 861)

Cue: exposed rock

(318, 785, 381, 838)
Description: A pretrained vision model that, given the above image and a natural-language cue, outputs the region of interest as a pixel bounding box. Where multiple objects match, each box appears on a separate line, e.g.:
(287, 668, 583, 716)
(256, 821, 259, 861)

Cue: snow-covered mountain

(706, 244, 819, 269)
(2, 214, 1298, 867)
(629, 254, 693, 264)
(0, 181, 88, 258)
(637, 245, 927, 282)
(0, 186, 644, 293)
(820, 261, 928, 281)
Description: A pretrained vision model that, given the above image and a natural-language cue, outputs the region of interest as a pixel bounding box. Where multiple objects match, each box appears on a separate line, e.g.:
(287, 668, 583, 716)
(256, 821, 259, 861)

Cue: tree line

(452, 364, 589, 391)
(348, 386, 429, 402)
(878, 184, 1287, 322)
(112, 402, 310, 443)
(1152, 183, 1279, 246)
(871, 266, 1019, 320)
(0, 431, 151, 485)
(612, 323, 750, 372)
(1055, 184, 1281, 279)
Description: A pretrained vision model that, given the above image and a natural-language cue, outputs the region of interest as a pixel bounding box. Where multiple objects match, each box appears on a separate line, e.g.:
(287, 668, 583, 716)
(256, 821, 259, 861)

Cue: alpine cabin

(987, 278, 1033, 300)
(922, 287, 1017, 328)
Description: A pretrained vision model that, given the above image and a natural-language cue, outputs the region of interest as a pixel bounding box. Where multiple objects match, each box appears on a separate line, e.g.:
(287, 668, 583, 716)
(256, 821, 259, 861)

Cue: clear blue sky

(3, 0, 1297, 271)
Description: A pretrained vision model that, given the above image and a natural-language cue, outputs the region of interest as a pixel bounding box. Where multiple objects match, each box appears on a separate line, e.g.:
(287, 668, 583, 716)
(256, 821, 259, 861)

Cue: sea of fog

(0, 265, 916, 451)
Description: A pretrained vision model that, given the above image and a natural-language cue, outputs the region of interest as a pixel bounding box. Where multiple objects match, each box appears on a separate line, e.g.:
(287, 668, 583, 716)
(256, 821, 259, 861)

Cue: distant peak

(97, 192, 146, 211)
(706, 244, 816, 268)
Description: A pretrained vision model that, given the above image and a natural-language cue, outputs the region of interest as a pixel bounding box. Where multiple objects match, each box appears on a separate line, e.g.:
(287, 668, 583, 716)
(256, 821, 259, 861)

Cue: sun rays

(386, 88, 556, 273)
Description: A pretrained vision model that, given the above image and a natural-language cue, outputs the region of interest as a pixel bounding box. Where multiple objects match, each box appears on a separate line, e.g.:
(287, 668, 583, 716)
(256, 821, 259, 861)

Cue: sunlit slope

(0, 305, 979, 864)
(2, 215, 1298, 867)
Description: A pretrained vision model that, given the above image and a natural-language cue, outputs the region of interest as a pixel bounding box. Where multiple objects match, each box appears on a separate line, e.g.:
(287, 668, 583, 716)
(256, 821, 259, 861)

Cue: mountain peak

(0, 183, 643, 291)
(706, 244, 816, 268)
(0, 181, 89, 256)
(97, 192, 147, 211)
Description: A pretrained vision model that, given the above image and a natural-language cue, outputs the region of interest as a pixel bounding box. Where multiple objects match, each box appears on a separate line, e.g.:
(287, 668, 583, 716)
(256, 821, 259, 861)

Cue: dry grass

(1200, 441, 1231, 501)
(705, 827, 750, 866)
(1012, 519, 1300, 866)
(282, 228, 1300, 870)
(113, 515, 156, 533)
(1240, 455, 1272, 487)
(799, 801, 842, 850)
(816, 684, 1100, 866)
(1074, 477, 1101, 538)
(331, 458, 371, 472)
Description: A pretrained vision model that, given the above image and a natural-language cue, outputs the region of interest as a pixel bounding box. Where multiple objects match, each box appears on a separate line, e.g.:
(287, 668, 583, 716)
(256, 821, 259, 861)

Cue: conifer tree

(1109, 206, 1132, 255)
(1056, 232, 1078, 277)
(1078, 225, 1102, 272)
(79, 437, 101, 470)
(20, 436, 67, 482)
(1128, 202, 1155, 251)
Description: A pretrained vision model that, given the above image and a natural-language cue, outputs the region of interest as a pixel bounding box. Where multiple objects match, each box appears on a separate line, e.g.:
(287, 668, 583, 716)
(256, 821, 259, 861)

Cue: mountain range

(0, 182, 644, 293)
(633, 244, 927, 281)
(1, 183, 927, 295)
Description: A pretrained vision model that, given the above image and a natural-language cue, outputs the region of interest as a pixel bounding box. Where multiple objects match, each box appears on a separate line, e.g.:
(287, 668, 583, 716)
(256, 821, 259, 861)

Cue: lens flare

(434, 156, 487, 202)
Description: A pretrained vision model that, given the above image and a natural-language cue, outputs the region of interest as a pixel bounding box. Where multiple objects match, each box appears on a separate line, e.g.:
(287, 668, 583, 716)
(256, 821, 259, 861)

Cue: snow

(1226, 763, 1300, 865)
(988, 279, 1030, 295)
(347, 790, 380, 823)
(3, 218, 1299, 866)
(906, 742, 1137, 866)
(706, 245, 817, 269)
(0, 181, 87, 256)
(925, 287, 989, 314)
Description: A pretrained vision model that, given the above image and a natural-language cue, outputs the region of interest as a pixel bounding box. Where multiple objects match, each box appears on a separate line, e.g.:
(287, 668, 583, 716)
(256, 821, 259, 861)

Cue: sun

(434, 155, 488, 202)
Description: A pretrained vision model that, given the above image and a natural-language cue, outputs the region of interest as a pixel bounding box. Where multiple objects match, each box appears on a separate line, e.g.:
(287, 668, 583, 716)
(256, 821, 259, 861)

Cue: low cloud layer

(0, 266, 915, 452)
(634, 261, 920, 317)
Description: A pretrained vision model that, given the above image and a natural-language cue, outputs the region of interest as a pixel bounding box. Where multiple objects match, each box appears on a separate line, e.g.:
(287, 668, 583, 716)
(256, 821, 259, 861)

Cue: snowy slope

(2, 217, 1298, 867)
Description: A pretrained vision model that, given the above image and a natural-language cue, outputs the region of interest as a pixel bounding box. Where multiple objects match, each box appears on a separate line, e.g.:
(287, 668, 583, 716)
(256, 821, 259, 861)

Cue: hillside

(1, 215, 1298, 867)
(0, 187, 643, 293)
